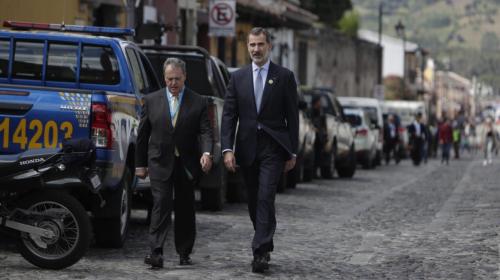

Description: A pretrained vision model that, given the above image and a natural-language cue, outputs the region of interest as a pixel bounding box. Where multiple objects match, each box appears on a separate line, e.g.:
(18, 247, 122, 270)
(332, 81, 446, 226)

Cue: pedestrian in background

(438, 117, 453, 165)
(311, 95, 327, 176)
(383, 114, 400, 164)
(136, 58, 213, 269)
(483, 118, 496, 166)
(407, 112, 427, 166)
(221, 27, 299, 273)
(452, 121, 461, 159)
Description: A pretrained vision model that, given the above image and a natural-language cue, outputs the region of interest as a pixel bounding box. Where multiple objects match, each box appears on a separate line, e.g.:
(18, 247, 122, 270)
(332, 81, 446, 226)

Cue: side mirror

(298, 100, 308, 110)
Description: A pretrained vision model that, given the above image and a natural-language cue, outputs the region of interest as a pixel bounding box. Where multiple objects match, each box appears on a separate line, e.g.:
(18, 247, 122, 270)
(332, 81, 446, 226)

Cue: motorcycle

(0, 138, 102, 269)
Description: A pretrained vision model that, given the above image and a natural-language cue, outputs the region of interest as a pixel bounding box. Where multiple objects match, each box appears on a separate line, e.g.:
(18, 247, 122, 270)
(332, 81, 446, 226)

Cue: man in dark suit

(221, 27, 299, 273)
(407, 112, 427, 166)
(135, 57, 213, 269)
(383, 114, 400, 164)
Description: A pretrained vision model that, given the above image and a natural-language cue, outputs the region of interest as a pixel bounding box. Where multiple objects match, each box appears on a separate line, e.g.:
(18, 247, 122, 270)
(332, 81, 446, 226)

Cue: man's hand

(223, 151, 237, 173)
(135, 167, 148, 179)
(200, 154, 213, 173)
(284, 157, 296, 172)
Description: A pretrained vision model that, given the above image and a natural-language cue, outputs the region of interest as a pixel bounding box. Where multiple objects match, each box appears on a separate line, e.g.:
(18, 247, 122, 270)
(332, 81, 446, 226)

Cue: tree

(301, 0, 353, 28)
(338, 10, 360, 37)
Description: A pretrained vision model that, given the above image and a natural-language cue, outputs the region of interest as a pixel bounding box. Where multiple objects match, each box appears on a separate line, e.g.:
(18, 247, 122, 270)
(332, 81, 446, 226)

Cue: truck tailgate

(0, 86, 91, 155)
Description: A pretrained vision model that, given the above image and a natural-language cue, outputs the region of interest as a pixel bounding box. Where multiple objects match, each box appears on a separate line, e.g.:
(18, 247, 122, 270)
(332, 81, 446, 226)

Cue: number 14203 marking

(0, 118, 74, 149)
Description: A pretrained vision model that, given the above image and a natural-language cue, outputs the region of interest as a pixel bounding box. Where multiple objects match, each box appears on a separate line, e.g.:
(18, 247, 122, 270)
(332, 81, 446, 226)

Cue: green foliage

(301, 0, 352, 28)
(421, 13, 451, 29)
(352, 0, 500, 92)
(338, 10, 360, 37)
(481, 32, 500, 51)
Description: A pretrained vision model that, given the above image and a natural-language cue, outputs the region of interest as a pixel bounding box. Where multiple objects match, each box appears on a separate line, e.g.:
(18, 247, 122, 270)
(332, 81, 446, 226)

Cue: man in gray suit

(136, 58, 213, 269)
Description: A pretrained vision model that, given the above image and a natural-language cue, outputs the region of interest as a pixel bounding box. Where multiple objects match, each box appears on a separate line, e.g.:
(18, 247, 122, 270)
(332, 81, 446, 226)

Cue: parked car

(277, 89, 316, 192)
(141, 44, 229, 210)
(302, 87, 356, 178)
(0, 21, 163, 248)
(337, 97, 383, 165)
(344, 108, 378, 169)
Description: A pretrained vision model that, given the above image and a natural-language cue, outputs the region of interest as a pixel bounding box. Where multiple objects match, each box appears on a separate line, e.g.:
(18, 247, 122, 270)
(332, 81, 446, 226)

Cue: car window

(12, 40, 44, 80)
(321, 95, 335, 115)
(46, 42, 78, 82)
(138, 52, 160, 93)
(333, 98, 345, 118)
(210, 60, 225, 98)
(144, 53, 215, 97)
(80, 45, 120, 85)
(125, 48, 146, 93)
(362, 106, 378, 124)
(0, 39, 8, 78)
(345, 114, 362, 127)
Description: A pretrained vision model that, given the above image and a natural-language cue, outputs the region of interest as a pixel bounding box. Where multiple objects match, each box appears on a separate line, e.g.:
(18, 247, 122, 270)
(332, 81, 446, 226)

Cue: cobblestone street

(2, 156, 500, 279)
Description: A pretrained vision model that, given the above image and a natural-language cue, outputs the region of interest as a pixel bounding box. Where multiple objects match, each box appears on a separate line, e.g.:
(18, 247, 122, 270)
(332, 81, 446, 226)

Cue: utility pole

(377, 2, 383, 85)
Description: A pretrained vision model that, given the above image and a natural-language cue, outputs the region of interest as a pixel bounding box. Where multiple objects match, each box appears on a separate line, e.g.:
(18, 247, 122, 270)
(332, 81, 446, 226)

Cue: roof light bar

(3, 21, 135, 36)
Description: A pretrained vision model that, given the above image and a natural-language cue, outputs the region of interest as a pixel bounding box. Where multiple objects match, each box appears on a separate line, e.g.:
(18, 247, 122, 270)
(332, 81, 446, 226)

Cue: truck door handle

(0, 102, 33, 115)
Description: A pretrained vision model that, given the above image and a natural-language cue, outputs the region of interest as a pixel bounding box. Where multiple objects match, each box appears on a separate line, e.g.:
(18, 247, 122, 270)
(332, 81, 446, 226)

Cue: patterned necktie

(254, 68, 263, 112)
(171, 95, 179, 126)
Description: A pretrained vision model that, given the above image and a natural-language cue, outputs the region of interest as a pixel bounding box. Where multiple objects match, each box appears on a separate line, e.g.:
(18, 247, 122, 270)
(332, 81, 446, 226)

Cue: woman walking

(483, 119, 496, 166)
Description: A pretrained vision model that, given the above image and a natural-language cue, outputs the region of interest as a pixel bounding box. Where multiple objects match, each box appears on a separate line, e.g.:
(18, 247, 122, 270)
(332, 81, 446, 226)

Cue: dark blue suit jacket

(221, 61, 299, 166)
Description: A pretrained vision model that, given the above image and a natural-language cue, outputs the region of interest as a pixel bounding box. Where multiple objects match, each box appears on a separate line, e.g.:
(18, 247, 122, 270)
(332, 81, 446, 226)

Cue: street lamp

(395, 20, 406, 98)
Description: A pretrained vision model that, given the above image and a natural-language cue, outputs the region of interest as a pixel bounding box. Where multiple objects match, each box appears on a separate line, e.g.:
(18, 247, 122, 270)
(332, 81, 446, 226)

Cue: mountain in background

(352, 0, 500, 93)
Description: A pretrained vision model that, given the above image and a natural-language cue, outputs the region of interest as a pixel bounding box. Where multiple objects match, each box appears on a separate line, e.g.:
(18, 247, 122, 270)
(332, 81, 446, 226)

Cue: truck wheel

(277, 173, 286, 193)
(226, 170, 247, 203)
(17, 191, 91, 269)
(337, 145, 357, 178)
(286, 166, 298, 189)
(302, 153, 314, 182)
(201, 188, 224, 211)
(201, 162, 226, 211)
(94, 169, 131, 248)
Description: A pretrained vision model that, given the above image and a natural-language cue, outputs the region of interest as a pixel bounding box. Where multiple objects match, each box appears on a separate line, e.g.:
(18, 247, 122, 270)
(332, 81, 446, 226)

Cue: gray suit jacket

(136, 87, 213, 181)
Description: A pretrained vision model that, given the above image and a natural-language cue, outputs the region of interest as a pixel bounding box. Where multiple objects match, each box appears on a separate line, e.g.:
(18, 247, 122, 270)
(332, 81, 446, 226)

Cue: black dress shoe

(179, 255, 193, 266)
(251, 256, 269, 273)
(144, 254, 163, 269)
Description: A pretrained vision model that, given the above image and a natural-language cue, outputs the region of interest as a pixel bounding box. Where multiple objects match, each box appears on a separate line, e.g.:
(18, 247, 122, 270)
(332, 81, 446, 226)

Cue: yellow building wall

(0, 0, 126, 27)
(208, 22, 253, 67)
(0, 0, 87, 25)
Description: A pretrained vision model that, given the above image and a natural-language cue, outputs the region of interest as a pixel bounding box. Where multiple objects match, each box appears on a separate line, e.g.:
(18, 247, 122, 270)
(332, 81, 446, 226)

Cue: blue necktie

(254, 68, 263, 113)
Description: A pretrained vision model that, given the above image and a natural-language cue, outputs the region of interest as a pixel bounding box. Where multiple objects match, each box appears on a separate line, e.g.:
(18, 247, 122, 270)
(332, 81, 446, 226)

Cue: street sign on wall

(209, 0, 236, 37)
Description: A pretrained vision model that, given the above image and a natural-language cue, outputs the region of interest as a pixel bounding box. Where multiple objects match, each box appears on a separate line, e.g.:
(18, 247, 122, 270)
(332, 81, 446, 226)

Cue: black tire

(201, 188, 224, 211)
(94, 168, 132, 248)
(337, 145, 357, 178)
(302, 152, 314, 182)
(201, 162, 226, 211)
(277, 173, 286, 193)
(226, 170, 247, 203)
(286, 166, 298, 189)
(321, 146, 336, 179)
(17, 191, 91, 269)
(362, 157, 372, 169)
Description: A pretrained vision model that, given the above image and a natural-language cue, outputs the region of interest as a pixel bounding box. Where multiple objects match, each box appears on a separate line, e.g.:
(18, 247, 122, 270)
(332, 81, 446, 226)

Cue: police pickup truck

(0, 21, 162, 247)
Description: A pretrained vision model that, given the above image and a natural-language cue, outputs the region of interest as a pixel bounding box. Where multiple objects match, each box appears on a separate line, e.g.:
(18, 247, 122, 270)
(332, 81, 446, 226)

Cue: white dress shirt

(252, 59, 270, 92)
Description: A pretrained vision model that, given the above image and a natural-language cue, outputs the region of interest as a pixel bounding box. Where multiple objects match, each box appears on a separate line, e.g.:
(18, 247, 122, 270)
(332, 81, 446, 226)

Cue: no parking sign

(209, 0, 236, 37)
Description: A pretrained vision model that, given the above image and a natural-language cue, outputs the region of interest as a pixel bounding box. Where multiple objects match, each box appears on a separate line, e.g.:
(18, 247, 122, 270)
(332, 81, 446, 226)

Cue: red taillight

(207, 102, 219, 142)
(91, 103, 112, 149)
(356, 128, 368, 136)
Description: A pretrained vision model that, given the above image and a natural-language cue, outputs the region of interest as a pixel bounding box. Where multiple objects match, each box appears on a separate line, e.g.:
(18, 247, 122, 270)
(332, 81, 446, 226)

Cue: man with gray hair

(136, 57, 213, 269)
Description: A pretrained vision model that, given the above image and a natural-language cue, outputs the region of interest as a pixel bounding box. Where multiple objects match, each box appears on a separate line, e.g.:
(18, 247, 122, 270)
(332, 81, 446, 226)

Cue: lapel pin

(268, 79, 274, 85)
